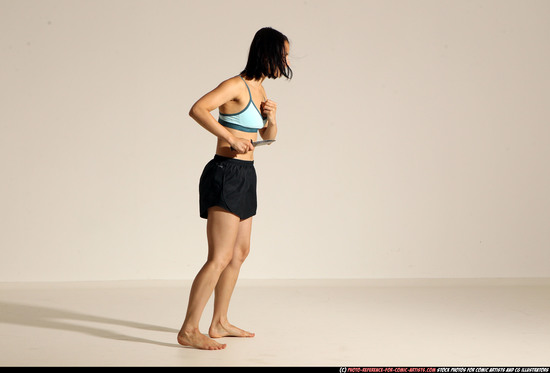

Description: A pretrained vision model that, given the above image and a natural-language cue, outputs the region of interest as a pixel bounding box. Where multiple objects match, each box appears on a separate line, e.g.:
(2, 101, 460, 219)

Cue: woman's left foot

(209, 321, 255, 338)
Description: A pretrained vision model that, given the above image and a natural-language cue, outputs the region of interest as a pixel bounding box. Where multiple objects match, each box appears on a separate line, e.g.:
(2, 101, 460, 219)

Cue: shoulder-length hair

(241, 27, 293, 80)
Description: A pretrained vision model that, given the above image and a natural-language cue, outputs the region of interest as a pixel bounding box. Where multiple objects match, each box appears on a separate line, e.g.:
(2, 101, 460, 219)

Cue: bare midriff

(215, 127, 258, 161)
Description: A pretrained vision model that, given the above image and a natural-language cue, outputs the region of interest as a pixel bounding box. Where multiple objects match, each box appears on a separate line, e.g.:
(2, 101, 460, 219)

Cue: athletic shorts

(199, 155, 257, 220)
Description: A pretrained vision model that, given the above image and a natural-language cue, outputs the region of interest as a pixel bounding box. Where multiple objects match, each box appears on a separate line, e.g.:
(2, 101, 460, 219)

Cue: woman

(177, 27, 292, 350)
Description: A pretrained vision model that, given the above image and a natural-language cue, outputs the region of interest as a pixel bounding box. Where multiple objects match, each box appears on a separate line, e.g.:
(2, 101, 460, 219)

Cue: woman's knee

(207, 252, 233, 272)
(231, 244, 250, 265)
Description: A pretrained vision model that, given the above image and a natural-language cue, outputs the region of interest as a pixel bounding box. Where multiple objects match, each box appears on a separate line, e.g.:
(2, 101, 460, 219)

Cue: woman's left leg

(209, 216, 255, 338)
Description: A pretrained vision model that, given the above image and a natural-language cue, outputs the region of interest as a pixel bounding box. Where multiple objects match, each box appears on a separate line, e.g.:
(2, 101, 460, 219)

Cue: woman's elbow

(189, 104, 199, 119)
(189, 103, 211, 121)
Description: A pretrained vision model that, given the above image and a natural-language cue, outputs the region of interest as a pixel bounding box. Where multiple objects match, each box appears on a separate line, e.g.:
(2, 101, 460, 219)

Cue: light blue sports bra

(218, 76, 267, 133)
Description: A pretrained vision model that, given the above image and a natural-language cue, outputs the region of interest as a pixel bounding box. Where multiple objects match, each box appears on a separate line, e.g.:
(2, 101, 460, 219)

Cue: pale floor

(1, 278, 549, 367)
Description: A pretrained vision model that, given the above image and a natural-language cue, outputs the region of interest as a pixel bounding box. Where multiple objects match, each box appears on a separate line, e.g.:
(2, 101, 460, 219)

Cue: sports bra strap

(240, 76, 252, 100)
(240, 76, 267, 102)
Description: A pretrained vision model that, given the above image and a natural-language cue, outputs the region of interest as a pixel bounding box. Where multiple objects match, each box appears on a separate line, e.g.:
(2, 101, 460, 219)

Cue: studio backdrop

(1, 0, 549, 281)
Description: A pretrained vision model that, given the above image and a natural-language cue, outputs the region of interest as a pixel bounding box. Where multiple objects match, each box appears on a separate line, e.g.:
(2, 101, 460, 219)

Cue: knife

(231, 139, 276, 151)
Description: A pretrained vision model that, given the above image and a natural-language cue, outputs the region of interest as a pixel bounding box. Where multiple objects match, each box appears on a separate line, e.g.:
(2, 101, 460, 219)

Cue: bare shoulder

(214, 75, 247, 103)
(217, 75, 245, 92)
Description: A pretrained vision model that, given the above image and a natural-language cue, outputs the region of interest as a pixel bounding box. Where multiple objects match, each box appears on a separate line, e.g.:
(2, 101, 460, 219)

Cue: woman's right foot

(177, 328, 227, 350)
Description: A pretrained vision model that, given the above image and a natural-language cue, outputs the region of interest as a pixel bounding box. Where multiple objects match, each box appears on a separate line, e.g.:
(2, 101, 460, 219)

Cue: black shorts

(199, 155, 257, 220)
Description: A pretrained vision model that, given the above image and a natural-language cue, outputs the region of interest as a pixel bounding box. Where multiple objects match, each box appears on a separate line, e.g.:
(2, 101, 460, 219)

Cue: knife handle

(231, 139, 254, 151)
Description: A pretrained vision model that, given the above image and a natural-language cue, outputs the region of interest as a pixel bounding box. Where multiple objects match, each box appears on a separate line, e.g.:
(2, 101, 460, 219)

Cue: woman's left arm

(259, 99, 278, 140)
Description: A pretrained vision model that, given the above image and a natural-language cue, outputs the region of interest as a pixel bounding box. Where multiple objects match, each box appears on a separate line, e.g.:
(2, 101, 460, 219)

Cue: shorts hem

(200, 204, 256, 221)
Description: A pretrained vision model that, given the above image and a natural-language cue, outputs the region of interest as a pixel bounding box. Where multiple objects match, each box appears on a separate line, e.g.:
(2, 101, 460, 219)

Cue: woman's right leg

(177, 206, 241, 350)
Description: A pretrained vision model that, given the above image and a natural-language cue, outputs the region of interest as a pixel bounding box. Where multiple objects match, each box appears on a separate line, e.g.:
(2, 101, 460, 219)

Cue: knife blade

(251, 140, 276, 147)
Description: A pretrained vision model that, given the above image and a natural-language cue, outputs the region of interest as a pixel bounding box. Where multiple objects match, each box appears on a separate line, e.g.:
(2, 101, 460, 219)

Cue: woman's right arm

(189, 78, 253, 154)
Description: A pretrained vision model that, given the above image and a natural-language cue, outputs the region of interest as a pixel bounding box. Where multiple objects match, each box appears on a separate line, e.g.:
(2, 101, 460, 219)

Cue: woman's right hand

(229, 137, 255, 154)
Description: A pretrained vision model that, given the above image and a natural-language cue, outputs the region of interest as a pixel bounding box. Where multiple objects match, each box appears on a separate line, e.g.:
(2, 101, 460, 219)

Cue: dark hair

(241, 27, 292, 80)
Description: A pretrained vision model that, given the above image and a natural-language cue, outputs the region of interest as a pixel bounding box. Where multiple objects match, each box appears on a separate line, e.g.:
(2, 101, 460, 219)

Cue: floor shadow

(0, 301, 181, 348)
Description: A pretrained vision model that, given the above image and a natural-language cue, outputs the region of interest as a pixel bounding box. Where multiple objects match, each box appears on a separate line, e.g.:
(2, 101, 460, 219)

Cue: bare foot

(209, 321, 255, 338)
(177, 328, 227, 350)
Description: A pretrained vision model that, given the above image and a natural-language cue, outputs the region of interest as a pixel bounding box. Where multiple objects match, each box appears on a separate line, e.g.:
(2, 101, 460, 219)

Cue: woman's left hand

(260, 99, 277, 125)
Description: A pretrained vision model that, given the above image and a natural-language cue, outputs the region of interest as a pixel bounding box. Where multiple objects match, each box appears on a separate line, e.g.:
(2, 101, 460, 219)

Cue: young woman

(177, 27, 292, 350)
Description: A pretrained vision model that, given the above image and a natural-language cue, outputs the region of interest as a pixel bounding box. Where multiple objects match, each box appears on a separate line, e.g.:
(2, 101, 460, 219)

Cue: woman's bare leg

(209, 217, 255, 338)
(177, 207, 241, 350)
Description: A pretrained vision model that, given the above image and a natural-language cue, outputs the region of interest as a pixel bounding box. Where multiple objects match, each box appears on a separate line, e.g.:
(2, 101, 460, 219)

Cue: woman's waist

(215, 147, 255, 161)
(216, 134, 256, 161)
